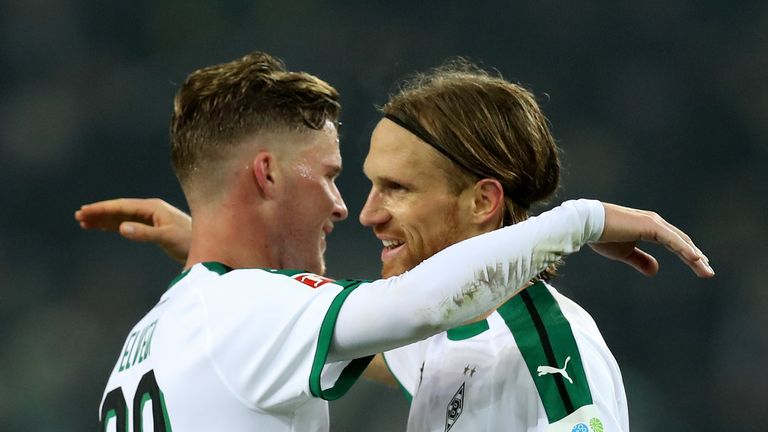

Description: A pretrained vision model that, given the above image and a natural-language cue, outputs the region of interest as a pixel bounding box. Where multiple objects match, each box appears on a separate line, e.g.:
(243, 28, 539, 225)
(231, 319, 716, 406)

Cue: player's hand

(75, 198, 192, 264)
(591, 203, 714, 278)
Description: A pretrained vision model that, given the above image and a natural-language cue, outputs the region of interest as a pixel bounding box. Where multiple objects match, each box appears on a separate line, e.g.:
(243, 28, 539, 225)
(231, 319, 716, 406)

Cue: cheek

(406, 204, 462, 256)
(293, 179, 333, 216)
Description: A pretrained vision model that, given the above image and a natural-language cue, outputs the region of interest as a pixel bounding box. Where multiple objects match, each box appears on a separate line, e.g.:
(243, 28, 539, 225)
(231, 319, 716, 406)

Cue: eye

(383, 180, 407, 192)
(326, 167, 342, 181)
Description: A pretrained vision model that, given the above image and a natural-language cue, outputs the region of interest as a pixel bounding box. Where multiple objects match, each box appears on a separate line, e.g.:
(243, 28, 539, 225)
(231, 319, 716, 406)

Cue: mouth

(320, 225, 333, 251)
(380, 238, 406, 262)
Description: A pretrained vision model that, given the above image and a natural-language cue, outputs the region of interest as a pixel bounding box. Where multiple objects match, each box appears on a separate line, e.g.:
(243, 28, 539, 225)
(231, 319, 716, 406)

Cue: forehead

(294, 120, 341, 162)
(364, 118, 448, 178)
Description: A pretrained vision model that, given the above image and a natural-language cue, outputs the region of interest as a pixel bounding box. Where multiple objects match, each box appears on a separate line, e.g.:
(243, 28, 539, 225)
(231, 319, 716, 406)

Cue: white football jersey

(384, 281, 629, 432)
(98, 262, 372, 432)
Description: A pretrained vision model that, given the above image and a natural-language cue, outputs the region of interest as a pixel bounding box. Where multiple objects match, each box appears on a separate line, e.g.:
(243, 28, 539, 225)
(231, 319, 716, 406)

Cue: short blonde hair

(170, 52, 341, 190)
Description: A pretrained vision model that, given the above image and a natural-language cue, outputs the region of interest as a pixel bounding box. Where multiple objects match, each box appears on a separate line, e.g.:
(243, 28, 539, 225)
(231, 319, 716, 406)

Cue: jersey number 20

(100, 370, 172, 432)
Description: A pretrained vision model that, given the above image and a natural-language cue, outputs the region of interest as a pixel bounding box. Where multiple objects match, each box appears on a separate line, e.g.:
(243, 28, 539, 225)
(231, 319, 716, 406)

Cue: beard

(379, 206, 464, 279)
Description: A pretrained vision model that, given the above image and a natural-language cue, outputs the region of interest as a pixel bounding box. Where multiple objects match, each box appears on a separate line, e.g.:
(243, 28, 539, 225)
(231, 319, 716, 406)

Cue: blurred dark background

(1, 0, 766, 430)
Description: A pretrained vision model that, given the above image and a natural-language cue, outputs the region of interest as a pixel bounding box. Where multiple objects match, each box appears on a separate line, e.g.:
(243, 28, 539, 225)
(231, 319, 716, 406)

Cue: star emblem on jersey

(462, 364, 477, 377)
(536, 356, 573, 384)
(444, 382, 465, 432)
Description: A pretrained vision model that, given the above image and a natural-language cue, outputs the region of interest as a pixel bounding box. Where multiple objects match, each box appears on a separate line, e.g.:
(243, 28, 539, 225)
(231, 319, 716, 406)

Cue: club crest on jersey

(293, 273, 334, 288)
(445, 382, 465, 432)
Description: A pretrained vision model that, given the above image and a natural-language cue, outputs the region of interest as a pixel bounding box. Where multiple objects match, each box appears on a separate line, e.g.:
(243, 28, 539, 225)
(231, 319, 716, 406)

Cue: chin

(310, 260, 326, 276)
(381, 261, 412, 279)
(291, 252, 325, 275)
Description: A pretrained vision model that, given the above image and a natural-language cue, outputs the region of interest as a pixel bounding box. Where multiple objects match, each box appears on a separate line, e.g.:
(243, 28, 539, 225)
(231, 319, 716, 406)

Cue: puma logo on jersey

(536, 356, 572, 384)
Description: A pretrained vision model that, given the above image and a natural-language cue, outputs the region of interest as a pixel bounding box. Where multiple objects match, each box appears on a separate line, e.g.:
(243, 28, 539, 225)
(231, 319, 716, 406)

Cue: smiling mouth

(380, 239, 406, 262)
(382, 239, 404, 249)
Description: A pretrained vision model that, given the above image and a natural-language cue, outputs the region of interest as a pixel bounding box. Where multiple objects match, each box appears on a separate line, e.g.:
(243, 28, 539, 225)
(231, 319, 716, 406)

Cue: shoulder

(223, 268, 365, 292)
(187, 263, 340, 291)
(543, 282, 603, 335)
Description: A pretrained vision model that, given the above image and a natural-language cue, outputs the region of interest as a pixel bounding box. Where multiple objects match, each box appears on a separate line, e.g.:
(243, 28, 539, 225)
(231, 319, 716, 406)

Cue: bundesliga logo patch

(293, 273, 334, 288)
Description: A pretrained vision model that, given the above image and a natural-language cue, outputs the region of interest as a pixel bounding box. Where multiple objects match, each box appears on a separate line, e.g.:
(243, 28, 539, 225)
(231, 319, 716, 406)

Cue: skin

(173, 121, 347, 275)
(74, 114, 713, 280)
(358, 118, 516, 383)
(265, 123, 348, 275)
(74, 120, 715, 390)
(360, 118, 505, 279)
(358, 116, 715, 383)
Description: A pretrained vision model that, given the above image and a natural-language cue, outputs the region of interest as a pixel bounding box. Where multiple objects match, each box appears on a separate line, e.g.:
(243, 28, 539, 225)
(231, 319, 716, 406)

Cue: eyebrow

(375, 174, 415, 188)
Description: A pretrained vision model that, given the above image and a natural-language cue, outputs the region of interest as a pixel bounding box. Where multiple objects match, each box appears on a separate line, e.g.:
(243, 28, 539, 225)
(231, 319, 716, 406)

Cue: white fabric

(384, 283, 629, 432)
(330, 199, 605, 361)
(98, 199, 605, 431)
(100, 265, 348, 432)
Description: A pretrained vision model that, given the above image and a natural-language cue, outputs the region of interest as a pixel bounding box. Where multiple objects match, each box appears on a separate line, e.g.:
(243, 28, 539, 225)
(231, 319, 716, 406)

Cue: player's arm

(360, 202, 714, 386)
(75, 198, 191, 264)
(74, 198, 711, 279)
(362, 354, 397, 386)
(327, 199, 713, 362)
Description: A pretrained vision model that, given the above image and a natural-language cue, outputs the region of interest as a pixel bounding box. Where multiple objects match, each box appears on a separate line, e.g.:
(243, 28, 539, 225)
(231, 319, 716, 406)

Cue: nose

(359, 188, 389, 227)
(331, 184, 348, 222)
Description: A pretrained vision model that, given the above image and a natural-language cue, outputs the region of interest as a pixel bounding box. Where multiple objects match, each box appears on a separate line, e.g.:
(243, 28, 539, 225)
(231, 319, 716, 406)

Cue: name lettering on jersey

(537, 356, 572, 384)
(293, 272, 334, 289)
(118, 320, 158, 372)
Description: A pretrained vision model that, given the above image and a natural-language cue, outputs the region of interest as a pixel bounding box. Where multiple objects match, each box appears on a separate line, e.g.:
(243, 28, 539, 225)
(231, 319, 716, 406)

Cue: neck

(185, 201, 275, 271)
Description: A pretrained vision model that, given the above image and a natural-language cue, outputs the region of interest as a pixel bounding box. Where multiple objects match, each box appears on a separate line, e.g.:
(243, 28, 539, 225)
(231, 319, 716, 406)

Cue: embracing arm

(328, 200, 712, 362)
(75, 197, 712, 363)
(74, 198, 711, 278)
(75, 198, 191, 263)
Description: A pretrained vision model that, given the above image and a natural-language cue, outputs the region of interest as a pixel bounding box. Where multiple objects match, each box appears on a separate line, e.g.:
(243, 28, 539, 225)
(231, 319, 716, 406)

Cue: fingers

(120, 221, 190, 263)
(118, 221, 159, 243)
(75, 198, 166, 231)
(658, 217, 710, 267)
(623, 248, 659, 277)
(74, 205, 125, 231)
(645, 215, 714, 278)
(599, 203, 714, 278)
(675, 245, 715, 278)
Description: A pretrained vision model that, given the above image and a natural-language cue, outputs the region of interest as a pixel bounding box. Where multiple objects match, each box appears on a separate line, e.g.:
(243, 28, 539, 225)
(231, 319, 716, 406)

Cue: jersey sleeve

(198, 270, 370, 411)
(307, 279, 374, 401)
(498, 282, 629, 431)
(382, 341, 430, 402)
(328, 199, 605, 361)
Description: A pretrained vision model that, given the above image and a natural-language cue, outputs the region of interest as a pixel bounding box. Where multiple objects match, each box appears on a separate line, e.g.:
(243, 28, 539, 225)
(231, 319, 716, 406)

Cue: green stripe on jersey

(167, 268, 192, 288)
(497, 282, 592, 423)
(382, 354, 413, 403)
(446, 319, 490, 341)
(201, 261, 233, 275)
(168, 262, 231, 288)
(310, 279, 375, 400)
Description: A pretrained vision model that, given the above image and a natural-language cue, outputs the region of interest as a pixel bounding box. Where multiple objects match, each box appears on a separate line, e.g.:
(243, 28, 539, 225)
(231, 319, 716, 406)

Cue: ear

(471, 178, 505, 226)
(252, 151, 278, 199)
